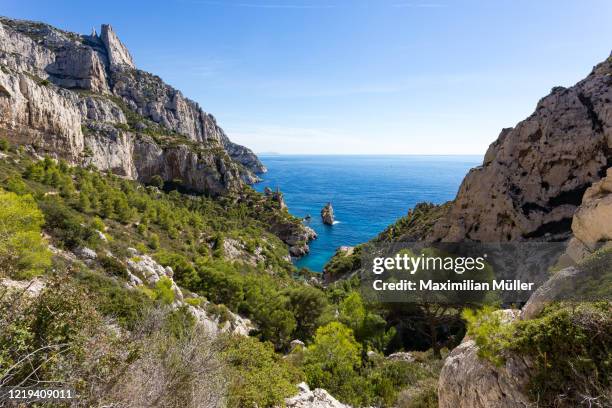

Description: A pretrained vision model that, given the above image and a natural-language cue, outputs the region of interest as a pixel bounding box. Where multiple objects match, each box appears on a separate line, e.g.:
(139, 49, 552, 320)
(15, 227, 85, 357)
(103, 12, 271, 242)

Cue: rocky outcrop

(438, 339, 531, 408)
(520, 266, 580, 320)
(430, 54, 612, 242)
(0, 70, 85, 161)
(100, 24, 134, 68)
(569, 167, 612, 250)
(386, 352, 415, 363)
(282, 224, 317, 257)
(121, 248, 253, 335)
(132, 137, 244, 195)
(221, 132, 267, 176)
(264, 186, 288, 210)
(221, 237, 266, 266)
(285, 383, 350, 408)
(438, 310, 532, 408)
(321, 202, 335, 225)
(547, 166, 612, 267)
(0, 16, 264, 195)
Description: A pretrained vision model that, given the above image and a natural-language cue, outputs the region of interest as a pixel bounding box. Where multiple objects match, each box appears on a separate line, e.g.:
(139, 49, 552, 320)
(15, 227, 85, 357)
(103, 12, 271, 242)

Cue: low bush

(223, 335, 302, 408)
(0, 190, 51, 279)
(465, 302, 611, 407)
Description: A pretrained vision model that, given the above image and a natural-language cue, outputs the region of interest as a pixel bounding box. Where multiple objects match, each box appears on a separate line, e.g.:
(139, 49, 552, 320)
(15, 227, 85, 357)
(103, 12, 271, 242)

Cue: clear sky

(3, 0, 612, 154)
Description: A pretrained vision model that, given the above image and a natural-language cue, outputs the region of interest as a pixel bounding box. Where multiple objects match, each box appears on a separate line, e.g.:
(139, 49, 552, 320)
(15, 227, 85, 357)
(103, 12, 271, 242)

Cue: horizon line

(255, 152, 484, 156)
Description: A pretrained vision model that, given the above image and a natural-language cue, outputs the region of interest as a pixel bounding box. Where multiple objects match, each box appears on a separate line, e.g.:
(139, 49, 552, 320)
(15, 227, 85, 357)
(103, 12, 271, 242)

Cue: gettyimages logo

(360, 242, 567, 304)
(372, 252, 488, 275)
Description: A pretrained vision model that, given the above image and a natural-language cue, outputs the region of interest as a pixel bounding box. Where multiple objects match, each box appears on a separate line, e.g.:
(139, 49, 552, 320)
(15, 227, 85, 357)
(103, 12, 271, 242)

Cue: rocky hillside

(0, 16, 265, 195)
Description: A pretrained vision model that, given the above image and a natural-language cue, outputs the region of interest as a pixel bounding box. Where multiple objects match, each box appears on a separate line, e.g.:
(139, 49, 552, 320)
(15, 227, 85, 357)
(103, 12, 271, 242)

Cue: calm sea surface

(254, 155, 481, 272)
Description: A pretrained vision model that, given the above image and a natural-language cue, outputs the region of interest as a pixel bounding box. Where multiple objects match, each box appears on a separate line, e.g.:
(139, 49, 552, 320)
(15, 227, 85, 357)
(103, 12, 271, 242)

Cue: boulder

(285, 382, 351, 408)
(438, 310, 531, 408)
(265, 187, 288, 210)
(290, 339, 305, 352)
(438, 338, 532, 408)
(386, 352, 415, 363)
(571, 167, 612, 251)
(77, 247, 97, 260)
(520, 266, 584, 320)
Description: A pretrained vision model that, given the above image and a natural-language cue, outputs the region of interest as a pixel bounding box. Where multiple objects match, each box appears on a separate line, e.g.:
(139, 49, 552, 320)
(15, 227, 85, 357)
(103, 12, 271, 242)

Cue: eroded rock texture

(0, 16, 265, 195)
(438, 310, 532, 408)
(431, 55, 612, 242)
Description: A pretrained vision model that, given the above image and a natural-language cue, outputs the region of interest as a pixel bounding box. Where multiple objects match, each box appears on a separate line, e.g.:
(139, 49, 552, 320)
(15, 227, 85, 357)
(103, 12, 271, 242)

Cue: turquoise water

(254, 155, 481, 272)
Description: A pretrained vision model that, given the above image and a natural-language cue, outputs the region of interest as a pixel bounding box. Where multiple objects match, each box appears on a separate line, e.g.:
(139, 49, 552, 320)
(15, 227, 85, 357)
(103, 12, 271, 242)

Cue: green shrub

(207, 303, 234, 324)
(98, 255, 127, 279)
(223, 335, 302, 408)
(75, 267, 152, 329)
(184, 297, 202, 307)
(148, 233, 160, 250)
(0, 190, 51, 279)
(462, 306, 512, 366)
(5, 176, 28, 195)
(38, 196, 98, 249)
(285, 285, 328, 340)
(511, 303, 611, 407)
(149, 175, 164, 189)
(154, 276, 176, 305)
(91, 216, 105, 232)
(155, 251, 199, 289)
(396, 378, 438, 408)
(303, 322, 363, 405)
(465, 303, 611, 407)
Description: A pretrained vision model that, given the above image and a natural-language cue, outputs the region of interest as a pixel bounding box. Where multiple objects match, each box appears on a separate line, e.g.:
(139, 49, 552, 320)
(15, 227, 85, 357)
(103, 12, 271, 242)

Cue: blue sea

(254, 155, 481, 272)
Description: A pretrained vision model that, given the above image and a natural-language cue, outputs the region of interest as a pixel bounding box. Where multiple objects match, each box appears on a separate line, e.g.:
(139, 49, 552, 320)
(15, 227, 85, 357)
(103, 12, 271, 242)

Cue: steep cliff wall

(430, 54, 612, 242)
(0, 16, 265, 194)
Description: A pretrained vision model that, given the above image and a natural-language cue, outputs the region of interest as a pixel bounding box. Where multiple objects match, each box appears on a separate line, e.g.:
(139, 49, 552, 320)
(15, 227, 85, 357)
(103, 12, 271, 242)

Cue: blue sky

(3, 0, 612, 154)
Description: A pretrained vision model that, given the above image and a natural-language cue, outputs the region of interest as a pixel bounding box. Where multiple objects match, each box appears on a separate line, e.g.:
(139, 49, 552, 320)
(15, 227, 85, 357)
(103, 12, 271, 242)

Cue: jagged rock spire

(100, 24, 135, 68)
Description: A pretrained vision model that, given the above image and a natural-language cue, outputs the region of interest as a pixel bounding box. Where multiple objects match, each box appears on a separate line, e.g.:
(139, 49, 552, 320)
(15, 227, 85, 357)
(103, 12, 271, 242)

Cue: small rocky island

(321, 202, 335, 225)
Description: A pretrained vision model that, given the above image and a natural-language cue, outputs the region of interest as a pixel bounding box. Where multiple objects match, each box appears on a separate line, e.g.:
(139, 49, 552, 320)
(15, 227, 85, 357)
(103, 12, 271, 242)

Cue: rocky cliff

(0, 16, 265, 194)
(430, 53, 612, 242)
(437, 121, 612, 408)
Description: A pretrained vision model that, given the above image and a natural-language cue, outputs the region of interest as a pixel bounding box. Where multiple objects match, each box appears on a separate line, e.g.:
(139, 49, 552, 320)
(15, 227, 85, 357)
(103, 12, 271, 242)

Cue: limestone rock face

(0, 69, 84, 161)
(0, 16, 264, 195)
(221, 132, 267, 175)
(438, 310, 531, 408)
(100, 24, 134, 68)
(132, 137, 244, 195)
(0, 17, 56, 76)
(46, 43, 110, 93)
(287, 225, 318, 257)
(430, 55, 612, 242)
(321, 202, 335, 225)
(438, 338, 532, 408)
(571, 167, 612, 250)
(83, 124, 136, 178)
